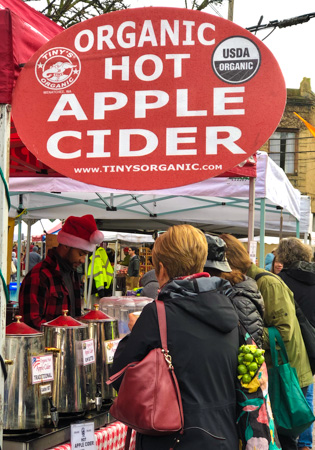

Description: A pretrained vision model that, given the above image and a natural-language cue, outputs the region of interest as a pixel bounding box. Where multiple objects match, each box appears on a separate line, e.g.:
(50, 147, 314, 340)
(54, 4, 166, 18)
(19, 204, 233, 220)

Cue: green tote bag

(267, 326, 315, 438)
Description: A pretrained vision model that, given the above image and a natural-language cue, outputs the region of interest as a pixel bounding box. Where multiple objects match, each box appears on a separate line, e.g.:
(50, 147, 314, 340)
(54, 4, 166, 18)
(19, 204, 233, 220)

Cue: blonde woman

(111, 225, 239, 450)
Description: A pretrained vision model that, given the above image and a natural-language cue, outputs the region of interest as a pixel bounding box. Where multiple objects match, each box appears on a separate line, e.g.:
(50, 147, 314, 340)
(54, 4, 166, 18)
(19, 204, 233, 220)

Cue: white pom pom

(90, 230, 104, 244)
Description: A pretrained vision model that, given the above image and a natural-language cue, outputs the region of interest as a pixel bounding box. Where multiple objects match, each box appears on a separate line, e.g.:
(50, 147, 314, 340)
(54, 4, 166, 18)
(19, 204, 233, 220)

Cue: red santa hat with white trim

(57, 215, 104, 252)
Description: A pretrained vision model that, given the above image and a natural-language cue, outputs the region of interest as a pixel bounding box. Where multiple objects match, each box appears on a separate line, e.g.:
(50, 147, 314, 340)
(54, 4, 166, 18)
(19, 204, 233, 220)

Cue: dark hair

(221, 270, 245, 285)
(219, 234, 251, 274)
(276, 238, 312, 267)
(203, 267, 223, 277)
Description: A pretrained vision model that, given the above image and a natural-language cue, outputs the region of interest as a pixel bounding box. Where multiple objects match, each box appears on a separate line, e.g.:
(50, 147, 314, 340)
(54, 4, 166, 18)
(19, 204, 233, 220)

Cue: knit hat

(57, 215, 104, 252)
(204, 235, 232, 273)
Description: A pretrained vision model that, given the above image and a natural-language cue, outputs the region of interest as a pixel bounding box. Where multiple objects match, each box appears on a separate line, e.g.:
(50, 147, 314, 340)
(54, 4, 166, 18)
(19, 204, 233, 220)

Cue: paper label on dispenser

(40, 383, 52, 395)
(71, 421, 95, 449)
(31, 354, 54, 384)
(104, 339, 121, 364)
(76, 339, 95, 366)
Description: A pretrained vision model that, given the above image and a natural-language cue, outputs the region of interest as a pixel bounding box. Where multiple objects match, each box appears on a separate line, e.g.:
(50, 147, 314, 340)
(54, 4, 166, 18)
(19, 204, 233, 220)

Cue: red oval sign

(12, 7, 286, 190)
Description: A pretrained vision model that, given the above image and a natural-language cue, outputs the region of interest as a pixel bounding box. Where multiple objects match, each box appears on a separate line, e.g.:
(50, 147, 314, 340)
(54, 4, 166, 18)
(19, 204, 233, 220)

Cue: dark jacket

(227, 276, 264, 348)
(140, 269, 159, 300)
(279, 261, 315, 327)
(127, 255, 140, 277)
(19, 248, 81, 330)
(112, 275, 239, 450)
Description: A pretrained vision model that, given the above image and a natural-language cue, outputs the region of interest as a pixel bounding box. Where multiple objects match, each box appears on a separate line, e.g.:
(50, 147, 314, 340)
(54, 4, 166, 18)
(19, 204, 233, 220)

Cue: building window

(269, 131, 296, 174)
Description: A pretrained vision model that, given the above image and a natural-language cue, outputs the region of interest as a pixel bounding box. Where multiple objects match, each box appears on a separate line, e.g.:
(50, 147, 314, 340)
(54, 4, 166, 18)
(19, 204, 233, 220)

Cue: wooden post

(247, 177, 255, 252)
(228, 0, 234, 21)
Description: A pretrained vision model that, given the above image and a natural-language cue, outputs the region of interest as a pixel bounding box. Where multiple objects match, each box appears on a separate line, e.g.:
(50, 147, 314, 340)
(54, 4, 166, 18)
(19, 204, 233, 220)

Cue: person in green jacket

(220, 234, 313, 450)
(88, 246, 114, 298)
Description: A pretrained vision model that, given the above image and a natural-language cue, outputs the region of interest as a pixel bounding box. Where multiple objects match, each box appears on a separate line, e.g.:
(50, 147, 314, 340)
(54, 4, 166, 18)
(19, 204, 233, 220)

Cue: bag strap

(156, 300, 185, 434)
(268, 326, 289, 367)
(124, 427, 132, 450)
(156, 299, 168, 351)
(255, 272, 278, 282)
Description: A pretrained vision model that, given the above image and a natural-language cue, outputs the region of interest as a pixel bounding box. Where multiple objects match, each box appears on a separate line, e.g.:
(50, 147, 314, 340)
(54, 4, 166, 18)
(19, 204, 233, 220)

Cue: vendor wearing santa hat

(19, 214, 104, 330)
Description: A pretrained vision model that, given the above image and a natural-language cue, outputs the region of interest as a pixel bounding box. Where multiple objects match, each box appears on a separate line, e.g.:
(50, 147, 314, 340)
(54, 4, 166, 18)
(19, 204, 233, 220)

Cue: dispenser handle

(45, 347, 61, 353)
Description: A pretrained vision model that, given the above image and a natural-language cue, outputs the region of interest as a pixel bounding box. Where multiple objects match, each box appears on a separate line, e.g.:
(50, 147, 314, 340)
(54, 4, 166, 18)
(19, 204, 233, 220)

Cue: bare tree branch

(24, 0, 223, 28)
(25, 0, 128, 28)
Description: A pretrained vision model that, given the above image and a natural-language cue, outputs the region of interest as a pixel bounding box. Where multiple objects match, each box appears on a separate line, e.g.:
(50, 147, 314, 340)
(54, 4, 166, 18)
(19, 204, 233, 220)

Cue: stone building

(261, 77, 315, 220)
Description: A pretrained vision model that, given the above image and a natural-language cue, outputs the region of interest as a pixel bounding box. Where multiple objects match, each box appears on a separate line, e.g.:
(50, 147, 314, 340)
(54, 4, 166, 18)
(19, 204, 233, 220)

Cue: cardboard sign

(104, 338, 121, 364)
(249, 240, 257, 264)
(31, 354, 54, 384)
(82, 339, 96, 366)
(71, 422, 95, 449)
(12, 8, 286, 190)
(76, 339, 96, 366)
(40, 383, 52, 395)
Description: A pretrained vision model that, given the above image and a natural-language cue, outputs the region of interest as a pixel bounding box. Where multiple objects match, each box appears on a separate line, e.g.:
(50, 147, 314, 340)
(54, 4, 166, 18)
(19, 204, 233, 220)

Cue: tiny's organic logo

(35, 47, 81, 90)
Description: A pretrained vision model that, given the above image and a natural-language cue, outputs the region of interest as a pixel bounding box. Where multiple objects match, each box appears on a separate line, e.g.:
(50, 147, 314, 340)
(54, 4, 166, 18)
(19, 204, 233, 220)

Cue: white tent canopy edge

(9, 151, 304, 234)
(9, 151, 309, 269)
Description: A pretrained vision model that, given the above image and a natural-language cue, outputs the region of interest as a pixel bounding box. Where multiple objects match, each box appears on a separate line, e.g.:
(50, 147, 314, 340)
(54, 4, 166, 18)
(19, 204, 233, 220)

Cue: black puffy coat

(226, 276, 264, 348)
(111, 275, 239, 450)
(279, 261, 315, 326)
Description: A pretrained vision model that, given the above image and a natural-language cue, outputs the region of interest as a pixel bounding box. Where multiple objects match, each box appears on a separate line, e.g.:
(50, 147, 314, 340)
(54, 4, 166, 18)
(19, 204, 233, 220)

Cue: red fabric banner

(0, 0, 62, 103)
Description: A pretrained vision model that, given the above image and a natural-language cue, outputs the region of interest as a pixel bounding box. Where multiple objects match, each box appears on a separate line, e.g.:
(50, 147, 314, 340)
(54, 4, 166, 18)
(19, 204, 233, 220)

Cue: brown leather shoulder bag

(107, 299, 184, 446)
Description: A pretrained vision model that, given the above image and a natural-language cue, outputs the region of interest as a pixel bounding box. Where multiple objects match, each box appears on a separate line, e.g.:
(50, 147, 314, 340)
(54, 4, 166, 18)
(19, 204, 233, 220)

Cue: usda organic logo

(212, 36, 261, 84)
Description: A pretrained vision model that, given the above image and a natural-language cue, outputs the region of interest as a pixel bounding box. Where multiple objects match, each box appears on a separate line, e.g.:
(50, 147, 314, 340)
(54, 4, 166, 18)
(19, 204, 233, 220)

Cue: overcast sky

(27, 0, 315, 89)
(128, 0, 315, 90)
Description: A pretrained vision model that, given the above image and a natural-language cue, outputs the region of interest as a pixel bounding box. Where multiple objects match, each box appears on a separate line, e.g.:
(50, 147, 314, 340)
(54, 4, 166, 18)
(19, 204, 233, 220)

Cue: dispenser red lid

(43, 310, 86, 327)
(81, 304, 111, 321)
(6, 316, 41, 335)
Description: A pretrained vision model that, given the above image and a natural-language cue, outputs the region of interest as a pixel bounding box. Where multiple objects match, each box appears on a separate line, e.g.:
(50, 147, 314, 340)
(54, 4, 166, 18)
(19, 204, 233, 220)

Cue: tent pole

(279, 207, 283, 241)
(0, 103, 11, 450)
(16, 215, 22, 297)
(16, 195, 24, 299)
(296, 219, 300, 239)
(87, 249, 96, 310)
(25, 219, 31, 274)
(259, 198, 266, 268)
(247, 177, 255, 250)
(112, 240, 118, 296)
(84, 255, 88, 307)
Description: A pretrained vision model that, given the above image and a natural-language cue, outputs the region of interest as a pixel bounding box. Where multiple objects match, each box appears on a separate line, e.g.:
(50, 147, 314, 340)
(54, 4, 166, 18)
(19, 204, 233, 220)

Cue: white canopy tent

(9, 151, 309, 272)
(13, 218, 62, 241)
(9, 151, 302, 233)
(102, 231, 154, 244)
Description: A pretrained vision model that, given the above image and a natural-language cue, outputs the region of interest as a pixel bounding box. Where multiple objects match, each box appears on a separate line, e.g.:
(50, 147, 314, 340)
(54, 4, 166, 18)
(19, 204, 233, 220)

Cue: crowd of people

(12, 215, 315, 449)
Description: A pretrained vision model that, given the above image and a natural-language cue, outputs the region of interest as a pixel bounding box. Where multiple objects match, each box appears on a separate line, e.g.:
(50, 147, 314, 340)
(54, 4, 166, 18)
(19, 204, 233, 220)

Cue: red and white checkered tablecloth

(51, 422, 136, 450)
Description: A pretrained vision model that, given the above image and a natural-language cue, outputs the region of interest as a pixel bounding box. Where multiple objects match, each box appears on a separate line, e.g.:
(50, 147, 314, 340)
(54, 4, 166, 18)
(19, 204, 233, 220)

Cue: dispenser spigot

(95, 383, 103, 412)
(48, 396, 59, 428)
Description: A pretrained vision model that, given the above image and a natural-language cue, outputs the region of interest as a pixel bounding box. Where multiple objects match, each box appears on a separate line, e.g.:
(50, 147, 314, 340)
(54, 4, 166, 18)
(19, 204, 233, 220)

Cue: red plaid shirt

(19, 248, 81, 330)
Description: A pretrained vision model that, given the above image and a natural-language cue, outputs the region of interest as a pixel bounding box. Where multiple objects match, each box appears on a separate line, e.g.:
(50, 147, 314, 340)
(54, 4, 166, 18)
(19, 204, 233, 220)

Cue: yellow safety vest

(88, 247, 114, 292)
